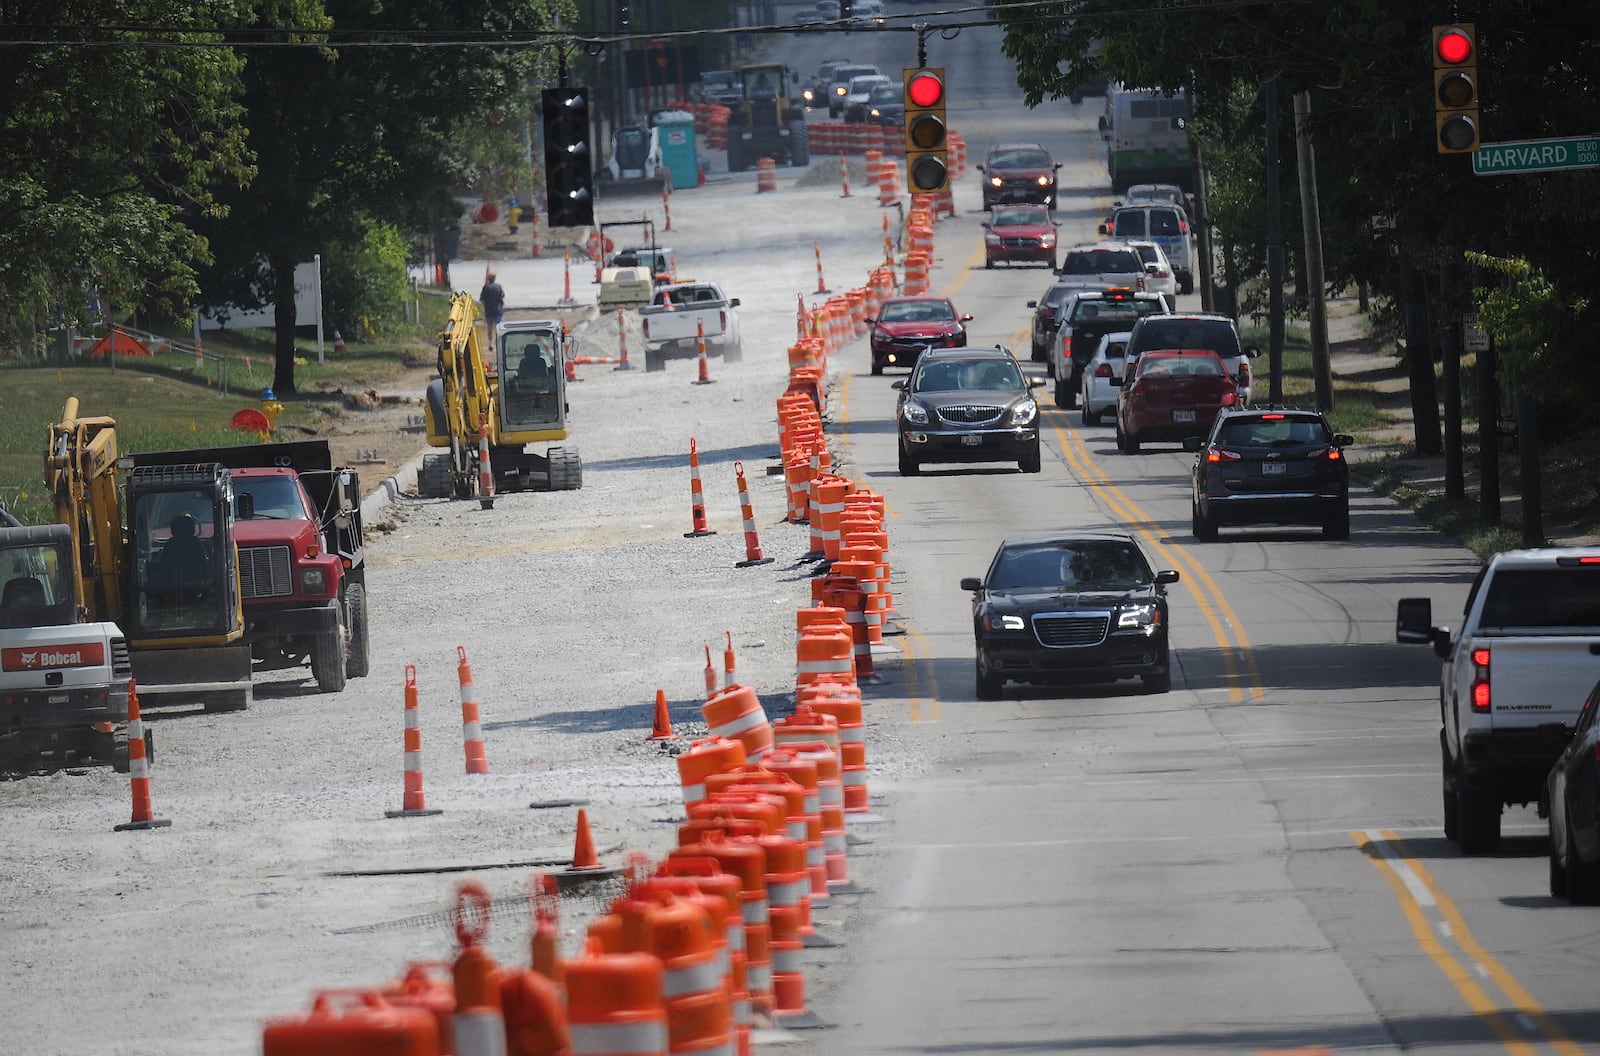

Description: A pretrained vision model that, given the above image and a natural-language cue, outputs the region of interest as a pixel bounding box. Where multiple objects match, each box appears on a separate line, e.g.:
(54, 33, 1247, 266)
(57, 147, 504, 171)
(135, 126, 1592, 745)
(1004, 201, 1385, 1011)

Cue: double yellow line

(1354, 830, 1583, 1055)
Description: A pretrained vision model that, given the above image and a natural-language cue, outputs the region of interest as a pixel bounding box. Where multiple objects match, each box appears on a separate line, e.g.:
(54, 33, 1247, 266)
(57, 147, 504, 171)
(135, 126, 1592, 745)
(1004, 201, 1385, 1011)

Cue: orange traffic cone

(648, 689, 677, 741)
(703, 643, 718, 701)
(457, 646, 490, 775)
(571, 808, 601, 870)
(685, 438, 716, 538)
(386, 664, 443, 818)
(692, 319, 714, 385)
(114, 680, 170, 832)
(476, 416, 496, 511)
(333, 330, 348, 355)
(723, 630, 737, 688)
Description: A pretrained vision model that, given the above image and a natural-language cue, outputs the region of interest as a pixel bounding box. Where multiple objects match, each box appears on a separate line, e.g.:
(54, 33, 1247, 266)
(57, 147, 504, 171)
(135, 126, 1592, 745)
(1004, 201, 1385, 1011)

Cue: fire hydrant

(508, 196, 522, 235)
(259, 387, 284, 433)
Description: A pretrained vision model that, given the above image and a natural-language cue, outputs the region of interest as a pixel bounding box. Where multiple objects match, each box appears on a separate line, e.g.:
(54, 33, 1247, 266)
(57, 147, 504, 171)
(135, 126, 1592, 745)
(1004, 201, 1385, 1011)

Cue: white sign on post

(1463, 312, 1489, 353)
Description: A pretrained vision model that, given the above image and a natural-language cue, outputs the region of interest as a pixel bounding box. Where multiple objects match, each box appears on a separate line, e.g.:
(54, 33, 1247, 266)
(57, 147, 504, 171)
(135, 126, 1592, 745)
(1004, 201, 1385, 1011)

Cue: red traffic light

(1435, 27, 1472, 65)
(907, 70, 945, 109)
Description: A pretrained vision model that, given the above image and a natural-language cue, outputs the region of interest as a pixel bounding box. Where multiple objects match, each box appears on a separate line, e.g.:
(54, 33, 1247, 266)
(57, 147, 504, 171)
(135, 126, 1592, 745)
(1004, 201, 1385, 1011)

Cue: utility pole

(1264, 76, 1285, 405)
(1292, 91, 1332, 411)
(1471, 263, 1500, 525)
(1439, 260, 1464, 500)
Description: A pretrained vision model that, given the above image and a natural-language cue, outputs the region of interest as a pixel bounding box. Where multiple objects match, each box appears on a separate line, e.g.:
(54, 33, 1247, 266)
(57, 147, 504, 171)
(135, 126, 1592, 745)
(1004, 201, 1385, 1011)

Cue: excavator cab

(499, 327, 564, 433)
(123, 465, 242, 644)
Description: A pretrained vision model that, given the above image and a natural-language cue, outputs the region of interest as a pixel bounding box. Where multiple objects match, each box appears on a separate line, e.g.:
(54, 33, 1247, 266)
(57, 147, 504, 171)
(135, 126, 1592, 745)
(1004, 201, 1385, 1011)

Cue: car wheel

(1030, 339, 1045, 363)
(898, 443, 919, 476)
(1081, 396, 1100, 426)
(1323, 505, 1350, 540)
(1123, 430, 1141, 454)
(1456, 779, 1502, 855)
(1550, 811, 1568, 897)
(975, 652, 1002, 700)
(870, 360, 883, 376)
(984, 256, 993, 270)
(1019, 444, 1041, 474)
(1191, 502, 1217, 542)
(1053, 373, 1070, 410)
(1568, 814, 1600, 903)
(311, 602, 348, 694)
(1114, 425, 1126, 452)
(1045, 355, 1055, 379)
(1179, 272, 1194, 295)
(1441, 739, 1460, 841)
(343, 582, 370, 679)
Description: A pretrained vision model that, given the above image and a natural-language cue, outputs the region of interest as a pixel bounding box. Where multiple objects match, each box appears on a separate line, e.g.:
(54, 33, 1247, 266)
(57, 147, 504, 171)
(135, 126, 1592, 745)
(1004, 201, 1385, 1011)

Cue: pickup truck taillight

(1470, 647, 1491, 712)
(1060, 336, 1071, 358)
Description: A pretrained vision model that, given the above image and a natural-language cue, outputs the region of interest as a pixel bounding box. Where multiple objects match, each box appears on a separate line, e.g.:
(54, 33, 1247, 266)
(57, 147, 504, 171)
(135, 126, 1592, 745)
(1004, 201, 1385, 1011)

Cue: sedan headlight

(983, 613, 1026, 632)
(803, 89, 815, 102)
(902, 402, 929, 425)
(1040, 234, 1056, 247)
(989, 176, 1002, 188)
(1117, 602, 1159, 629)
(1036, 174, 1050, 187)
(1010, 399, 1038, 426)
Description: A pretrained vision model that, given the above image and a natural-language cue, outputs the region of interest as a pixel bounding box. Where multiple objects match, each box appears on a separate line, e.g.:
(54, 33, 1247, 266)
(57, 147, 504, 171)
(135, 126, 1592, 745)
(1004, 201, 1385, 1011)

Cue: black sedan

(1548, 678, 1600, 902)
(894, 346, 1042, 475)
(1185, 407, 1353, 540)
(960, 533, 1179, 699)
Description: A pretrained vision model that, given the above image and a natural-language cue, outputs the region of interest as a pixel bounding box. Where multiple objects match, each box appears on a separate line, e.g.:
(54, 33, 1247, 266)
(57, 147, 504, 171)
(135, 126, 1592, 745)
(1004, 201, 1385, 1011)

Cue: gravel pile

(0, 167, 935, 1055)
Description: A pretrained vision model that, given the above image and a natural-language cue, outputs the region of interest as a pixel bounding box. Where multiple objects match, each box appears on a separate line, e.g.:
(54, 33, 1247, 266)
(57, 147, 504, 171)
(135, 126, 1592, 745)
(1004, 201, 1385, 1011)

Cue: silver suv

(1100, 205, 1195, 294)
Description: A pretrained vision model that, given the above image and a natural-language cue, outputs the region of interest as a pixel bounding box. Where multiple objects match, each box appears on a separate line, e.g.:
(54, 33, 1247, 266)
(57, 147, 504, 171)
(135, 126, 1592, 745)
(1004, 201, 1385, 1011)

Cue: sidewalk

(1313, 295, 1596, 550)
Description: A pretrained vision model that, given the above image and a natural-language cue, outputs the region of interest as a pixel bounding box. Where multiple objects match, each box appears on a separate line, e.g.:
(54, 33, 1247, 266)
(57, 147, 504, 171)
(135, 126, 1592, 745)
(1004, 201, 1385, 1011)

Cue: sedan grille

(239, 545, 293, 599)
(1032, 612, 1110, 647)
(937, 404, 1004, 425)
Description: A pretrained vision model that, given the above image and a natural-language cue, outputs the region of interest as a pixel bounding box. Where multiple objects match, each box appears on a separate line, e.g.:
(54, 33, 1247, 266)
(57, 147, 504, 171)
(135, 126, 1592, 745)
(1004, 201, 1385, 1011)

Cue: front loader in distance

(421, 292, 583, 500)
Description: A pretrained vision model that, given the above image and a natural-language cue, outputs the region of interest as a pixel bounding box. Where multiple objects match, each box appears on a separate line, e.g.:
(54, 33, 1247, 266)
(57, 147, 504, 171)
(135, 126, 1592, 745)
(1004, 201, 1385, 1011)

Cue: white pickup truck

(1397, 546, 1600, 853)
(638, 281, 742, 372)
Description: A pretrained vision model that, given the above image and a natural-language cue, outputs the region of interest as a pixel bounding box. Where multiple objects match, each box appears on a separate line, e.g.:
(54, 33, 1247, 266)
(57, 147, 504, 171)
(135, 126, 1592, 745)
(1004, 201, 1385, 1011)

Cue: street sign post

(1473, 135, 1600, 176)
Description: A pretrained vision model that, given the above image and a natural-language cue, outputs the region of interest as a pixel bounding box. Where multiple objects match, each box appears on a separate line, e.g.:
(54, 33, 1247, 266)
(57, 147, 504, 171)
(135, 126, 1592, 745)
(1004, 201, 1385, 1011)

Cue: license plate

(1173, 410, 1195, 423)
(1263, 462, 1286, 475)
(961, 434, 983, 446)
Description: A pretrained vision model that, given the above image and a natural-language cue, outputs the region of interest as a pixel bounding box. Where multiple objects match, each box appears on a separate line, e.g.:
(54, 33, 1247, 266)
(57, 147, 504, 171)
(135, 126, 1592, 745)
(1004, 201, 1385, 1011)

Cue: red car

(868, 296, 972, 375)
(983, 205, 1060, 269)
(1115, 349, 1238, 453)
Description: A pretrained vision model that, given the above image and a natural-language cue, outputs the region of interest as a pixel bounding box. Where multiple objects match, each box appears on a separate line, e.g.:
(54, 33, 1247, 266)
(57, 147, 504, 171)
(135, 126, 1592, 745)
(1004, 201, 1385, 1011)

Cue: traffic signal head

(1431, 24, 1479, 154)
(903, 67, 948, 194)
(542, 87, 594, 227)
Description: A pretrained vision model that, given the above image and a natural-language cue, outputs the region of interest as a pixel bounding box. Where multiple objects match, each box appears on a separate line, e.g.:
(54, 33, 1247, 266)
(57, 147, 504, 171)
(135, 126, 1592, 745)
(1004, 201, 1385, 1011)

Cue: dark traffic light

(902, 67, 948, 194)
(1432, 24, 1479, 154)
(542, 87, 594, 227)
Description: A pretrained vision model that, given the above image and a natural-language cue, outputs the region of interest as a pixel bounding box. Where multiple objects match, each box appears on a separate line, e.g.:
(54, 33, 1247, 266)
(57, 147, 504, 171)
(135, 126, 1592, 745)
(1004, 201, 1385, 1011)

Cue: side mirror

(1145, 262, 1158, 274)
(959, 577, 983, 592)
(1155, 569, 1180, 585)
(961, 313, 974, 322)
(976, 164, 986, 172)
(1097, 116, 1109, 132)
(867, 319, 877, 330)
(1029, 376, 1047, 388)
(1395, 597, 1435, 644)
(1098, 223, 1109, 235)
(1333, 433, 1354, 447)
(1245, 345, 1261, 358)
(1182, 436, 1204, 452)
(1054, 162, 1063, 170)
(891, 380, 906, 390)
(728, 297, 741, 308)
(1026, 300, 1039, 309)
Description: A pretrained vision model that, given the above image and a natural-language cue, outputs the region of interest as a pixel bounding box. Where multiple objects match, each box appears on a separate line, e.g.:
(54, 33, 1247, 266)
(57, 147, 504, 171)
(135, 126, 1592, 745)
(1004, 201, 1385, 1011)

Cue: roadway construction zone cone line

(560, 249, 575, 306)
(450, 881, 507, 1056)
(571, 808, 602, 869)
(615, 309, 633, 370)
(456, 645, 490, 775)
(733, 461, 773, 568)
(386, 664, 443, 818)
(662, 181, 673, 232)
(476, 416, 496, 510)
(114, 680, 170, 832)
(649, 689, 678, 741)
(723, 630, 737, 688)
(839, 153, 851, 198)
(692, 319, 714, 385)
(813, 241, 829, 294)
(704, 643, 718, 702)
(684, 438, 716, 538)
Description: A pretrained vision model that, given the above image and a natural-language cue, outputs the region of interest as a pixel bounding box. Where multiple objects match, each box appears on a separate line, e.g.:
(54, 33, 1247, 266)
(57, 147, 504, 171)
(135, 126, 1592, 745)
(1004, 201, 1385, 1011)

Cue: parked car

(1114, 348, 1238, 454)
(1057, 242, 1148, 292)
(977, 143, 1061, 210)
(868, 295, 971, 375)
(1101, 203, 1196, 294)
(960, 532, 1180, 699)
(1049, 287, 1168, 405)
(842, 74, 894, 122)
(894, 345, 1042, 475)
(983, 204, 1060, 269)
(827, 63, 880, 117)
(1027, 280, 1105, 363)
(1184, 406, 1353, 540)
(1078, 331, 1134, 426)
(1124, 240, 1178, 304)
(1123, 312, 1258, 405)
(1547, 676, 1600, 902)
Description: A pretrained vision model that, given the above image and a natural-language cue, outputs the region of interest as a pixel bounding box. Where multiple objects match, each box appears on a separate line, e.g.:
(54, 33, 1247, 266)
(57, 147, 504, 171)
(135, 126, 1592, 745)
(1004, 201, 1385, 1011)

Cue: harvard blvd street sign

(1473, 135, 1600, 176)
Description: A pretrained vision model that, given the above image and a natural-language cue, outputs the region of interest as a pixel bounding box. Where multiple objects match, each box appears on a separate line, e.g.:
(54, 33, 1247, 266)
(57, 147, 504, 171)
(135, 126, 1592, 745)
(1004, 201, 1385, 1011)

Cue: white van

(1100, 203, 1195, 294)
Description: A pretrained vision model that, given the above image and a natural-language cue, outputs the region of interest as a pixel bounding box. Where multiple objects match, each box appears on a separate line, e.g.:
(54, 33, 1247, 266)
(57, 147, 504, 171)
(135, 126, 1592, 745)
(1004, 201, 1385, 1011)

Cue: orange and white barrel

(676, 736, 749, 808)
(565, 940, 669, 1056)
(702, 684, 774, 762)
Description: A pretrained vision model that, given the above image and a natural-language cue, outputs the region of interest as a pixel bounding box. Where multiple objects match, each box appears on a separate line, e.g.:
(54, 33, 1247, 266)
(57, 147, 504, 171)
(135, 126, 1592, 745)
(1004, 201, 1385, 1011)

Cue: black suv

(1184, 406, 1353, 540)
(894, 345, 1043, 475)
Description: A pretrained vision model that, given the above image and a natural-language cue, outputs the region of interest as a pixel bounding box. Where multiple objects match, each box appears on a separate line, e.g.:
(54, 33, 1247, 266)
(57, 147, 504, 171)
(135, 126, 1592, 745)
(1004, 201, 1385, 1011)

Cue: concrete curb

(360, 448, 428, 525)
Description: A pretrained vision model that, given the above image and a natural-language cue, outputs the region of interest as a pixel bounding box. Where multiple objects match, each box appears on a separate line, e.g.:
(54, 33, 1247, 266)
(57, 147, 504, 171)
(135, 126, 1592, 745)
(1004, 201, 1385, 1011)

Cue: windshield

(989, 540, 1153, 592)
(1216, 416, 1330, 447)
(992, 207, 1048, 226)
(234, 476, 309, 520)
(0, 540, 74, 629)
(989, 149, 1051, 169)
(881, 300, 955, 323)
(868, 86, 900, 103)
(913, 358, 1024, 393)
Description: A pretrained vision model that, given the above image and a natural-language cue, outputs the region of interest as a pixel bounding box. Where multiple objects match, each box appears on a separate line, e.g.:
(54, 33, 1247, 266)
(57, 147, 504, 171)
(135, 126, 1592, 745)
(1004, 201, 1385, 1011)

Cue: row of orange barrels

(810, 125, 969, 177)
(902, 198, 943, 296)
(663, 102, 732, 149)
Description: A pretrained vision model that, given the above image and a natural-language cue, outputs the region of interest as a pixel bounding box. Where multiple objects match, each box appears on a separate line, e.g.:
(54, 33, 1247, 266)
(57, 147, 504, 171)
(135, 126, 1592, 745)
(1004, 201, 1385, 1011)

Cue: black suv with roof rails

(1184, 405, 1354, 540)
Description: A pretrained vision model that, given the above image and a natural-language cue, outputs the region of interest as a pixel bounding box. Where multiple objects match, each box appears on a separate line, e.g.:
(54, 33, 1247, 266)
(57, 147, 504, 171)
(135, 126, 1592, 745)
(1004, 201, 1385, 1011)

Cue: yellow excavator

(420, 292, 584, 502)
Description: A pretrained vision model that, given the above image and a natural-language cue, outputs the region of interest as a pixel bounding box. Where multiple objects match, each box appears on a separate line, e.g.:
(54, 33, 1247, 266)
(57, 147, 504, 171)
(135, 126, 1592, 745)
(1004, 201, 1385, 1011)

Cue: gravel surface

(0, 165, 933, 1055)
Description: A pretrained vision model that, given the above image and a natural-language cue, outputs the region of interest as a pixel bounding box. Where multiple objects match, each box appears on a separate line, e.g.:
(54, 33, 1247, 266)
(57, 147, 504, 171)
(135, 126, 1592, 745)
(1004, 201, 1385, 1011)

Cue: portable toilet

(654, 110, 700, 190)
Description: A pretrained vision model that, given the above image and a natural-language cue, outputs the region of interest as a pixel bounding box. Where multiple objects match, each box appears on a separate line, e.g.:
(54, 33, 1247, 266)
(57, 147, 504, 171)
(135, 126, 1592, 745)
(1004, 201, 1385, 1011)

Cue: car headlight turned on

(1117, 602, 1160, 629)
(902, 402, 930, 425)
(983, 613, 1026, 631)
(989, 176, 1003, 188)
(1040, 234, 1056, 247)
(1010, 399, 1038, 426)
(1036, 175, 1050, 187)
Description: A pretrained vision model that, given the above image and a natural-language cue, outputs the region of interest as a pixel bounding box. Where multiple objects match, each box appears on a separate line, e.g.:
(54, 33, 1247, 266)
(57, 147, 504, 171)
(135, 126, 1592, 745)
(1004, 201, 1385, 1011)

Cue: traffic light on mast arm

(542, 87, 595, 228)
(903, 67, 949, 193)
(1432, 24, 1479, 154)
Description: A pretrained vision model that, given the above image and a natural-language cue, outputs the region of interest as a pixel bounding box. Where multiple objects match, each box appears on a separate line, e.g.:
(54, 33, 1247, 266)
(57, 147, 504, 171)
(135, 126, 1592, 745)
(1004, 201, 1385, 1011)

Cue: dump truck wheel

(312, 604, 348, 694)
(419, 454, 452, 498)
(344, 583, 370, 679)
(548, 447, 584, 491)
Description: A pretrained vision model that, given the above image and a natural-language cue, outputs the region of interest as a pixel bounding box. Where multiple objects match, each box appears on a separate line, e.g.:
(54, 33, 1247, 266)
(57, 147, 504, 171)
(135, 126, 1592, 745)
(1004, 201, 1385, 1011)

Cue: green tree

(0, 1, 254, 355)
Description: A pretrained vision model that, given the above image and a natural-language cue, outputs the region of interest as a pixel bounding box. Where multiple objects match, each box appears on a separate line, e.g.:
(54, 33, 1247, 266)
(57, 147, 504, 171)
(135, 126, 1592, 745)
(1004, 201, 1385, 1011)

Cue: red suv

(983, 204, 1060, 269)
(867, 295, 972, 375)
(978, 143, 1060, 210)
(1115, 349, 1238, 453)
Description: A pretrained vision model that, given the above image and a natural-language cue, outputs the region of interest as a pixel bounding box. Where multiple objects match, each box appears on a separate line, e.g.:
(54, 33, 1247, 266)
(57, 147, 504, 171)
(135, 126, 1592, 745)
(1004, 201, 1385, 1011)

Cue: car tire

(1550, 812, 1568, 897)
(1568, 814, 1600, 903)
(1053, 374, 1070, 410)
(1441, 738, 1460, 841)
(1179, 272, 1194, 295)
(1045, 355, 1055, 379)
(418, 453, 453, 499)
(645, 346, 666, 373)
(1323, 505, 1350, 540)
(870, 360, 883, 376)
(1019, 444, 1041, 474)
(898, 443, 919, 476)
(1081, 399, 1099, 426)
(1030, 339, 1045, 363)
(975, 652, 1003, 700)
(1143, 660, 1170, 694)
(1122, 430, 1141, 454)
(1456, 779, 1502, 855)
(984, 257, 993, 269)
(1114, 425, 1126, 452)
(722, 339, 743, 364)
(1191, 503, 1217, 542)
